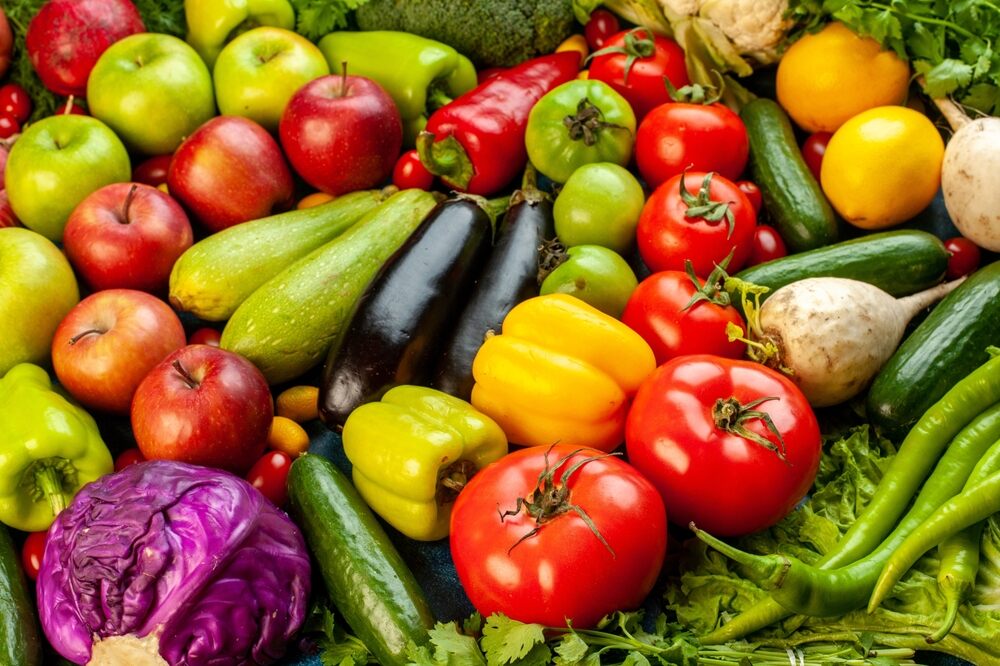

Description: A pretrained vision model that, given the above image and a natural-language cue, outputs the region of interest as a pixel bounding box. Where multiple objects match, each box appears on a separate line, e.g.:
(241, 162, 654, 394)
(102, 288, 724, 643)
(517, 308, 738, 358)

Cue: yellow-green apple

(5, 114, 130, 241)
(213, 27, 328, 131)
(51, 289, 187, 414)
(87, 33, 216, 155)
(280, 73, 402, 195)
(0, 228, 79, 375)
(131, 344, 273, 474)
(167, 115, 294, 232)
(63, 183, 194, 293)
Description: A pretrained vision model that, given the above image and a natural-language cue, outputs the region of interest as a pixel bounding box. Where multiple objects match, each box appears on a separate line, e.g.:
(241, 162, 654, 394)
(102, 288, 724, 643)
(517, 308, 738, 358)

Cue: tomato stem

(682, 250, 735, 310)
(712, 395, 788, 461)
(562, 97, 629, 147)
(679, 171, 736, 238)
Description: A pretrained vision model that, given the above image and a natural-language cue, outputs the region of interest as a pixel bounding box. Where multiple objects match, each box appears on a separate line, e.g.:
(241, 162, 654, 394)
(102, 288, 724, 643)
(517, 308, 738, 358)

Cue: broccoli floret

(355, 0, 577, 68)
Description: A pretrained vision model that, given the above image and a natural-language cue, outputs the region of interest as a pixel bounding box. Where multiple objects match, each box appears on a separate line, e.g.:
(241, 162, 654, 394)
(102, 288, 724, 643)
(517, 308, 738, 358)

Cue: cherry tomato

(392, 149, 434, 190)
(588, 29, 689, 120)
(0, 113, 19, 138)
(114, 448, 146, 472)
(132, 154, 173, 187)
(0, 84, 31, 124)
(622, 270, 746, 365)
(944, 237, 982, 279)
(802, 131, 832, 182)
(636, 102, 749, 187)
(736, 180, 763, 217)
(636, 171, 756, 277)
(747, 224, 788, 267)
(247, 451, 292, 507)
(189, 327, 222, 347)
(583, 9, 620, 50)
(22, 531, 47, 581)
(626, 355, 821, 537)
(450, 444, 666, 628)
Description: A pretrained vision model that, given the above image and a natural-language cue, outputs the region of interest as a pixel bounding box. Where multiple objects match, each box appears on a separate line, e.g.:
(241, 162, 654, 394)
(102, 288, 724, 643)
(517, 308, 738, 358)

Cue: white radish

(934, 96, 1000, 251)
(755, 277, 963, 407)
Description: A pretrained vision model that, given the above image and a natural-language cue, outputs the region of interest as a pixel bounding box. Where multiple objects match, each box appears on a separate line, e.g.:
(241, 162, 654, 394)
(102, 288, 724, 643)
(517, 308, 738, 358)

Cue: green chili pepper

(317, 31, 478, 145)
(930, 523, 982, 644)
(0, 364, 114, 532)
(185, 0, 296, 67)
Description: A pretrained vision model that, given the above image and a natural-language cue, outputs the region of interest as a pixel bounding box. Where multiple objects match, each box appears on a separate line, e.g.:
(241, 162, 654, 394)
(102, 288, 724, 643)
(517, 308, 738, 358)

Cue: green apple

(88, 33, 216, 155)
(6, 115, 131, 241)
(0, 228, 80, 376)
(213, 26, 329, 131)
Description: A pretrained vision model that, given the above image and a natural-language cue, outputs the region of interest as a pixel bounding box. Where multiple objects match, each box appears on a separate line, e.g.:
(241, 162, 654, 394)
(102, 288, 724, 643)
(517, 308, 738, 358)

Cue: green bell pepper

(317, 31, 478, 145)
(186, 0, 296, 67)
(0, 364, 113, 532)
(342, 385, 508, 541)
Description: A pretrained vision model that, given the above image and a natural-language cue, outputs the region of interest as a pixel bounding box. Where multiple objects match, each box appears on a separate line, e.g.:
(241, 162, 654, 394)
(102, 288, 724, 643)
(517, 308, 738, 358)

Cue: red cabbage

(37, 460, 311, 665)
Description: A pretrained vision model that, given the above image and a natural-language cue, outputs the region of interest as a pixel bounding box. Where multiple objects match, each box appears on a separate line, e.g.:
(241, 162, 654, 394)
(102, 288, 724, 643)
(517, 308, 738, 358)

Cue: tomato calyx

(712, 396, 789, 462)
(587, 28, 656, 85)
(562, 97, 630, 147)
(680, 171, 735, 238)
(682, 251, 735, 310)
(437, 459, 478, 504)
(664, 73, 724, 106)
(499, 447, 618, 556)
(536, 238, 568, 284)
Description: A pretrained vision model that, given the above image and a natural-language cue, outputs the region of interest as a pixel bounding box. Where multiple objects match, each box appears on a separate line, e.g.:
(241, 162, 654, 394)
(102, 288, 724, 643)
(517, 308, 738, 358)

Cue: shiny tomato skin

(626, 355, 821, 537)
(636, 171, 756, 277)
(621, 271, 746, 365)
(0, 84, 31, 124)
(588, 29, 688, 120)
(747, 224, 788, 267)
(114, 448, 146, 472)
(247, 450, 292, 507)
(736, 180, 763, 216)
(22, 530, 47, 581)
(584, 9, 620, 50)
(188, 327, 222, 347)
(944, 237, 981, 279)
(0, 113, 18, 138)
(636, 103, 749, 187)
(450, 444, 667, 628)
(392, 149, 434, 190)
(802, 131, 832, 182)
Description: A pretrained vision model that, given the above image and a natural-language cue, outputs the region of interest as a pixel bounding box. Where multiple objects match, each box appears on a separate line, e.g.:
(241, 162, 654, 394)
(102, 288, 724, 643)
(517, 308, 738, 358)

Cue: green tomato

(540, 245, 638, 318)
(525, 79, 636, 184)
(554, 163, 645, 254)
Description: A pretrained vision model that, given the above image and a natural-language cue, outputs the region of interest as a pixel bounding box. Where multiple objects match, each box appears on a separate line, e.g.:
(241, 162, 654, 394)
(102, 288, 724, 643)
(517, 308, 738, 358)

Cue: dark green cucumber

(742, 98, 839, 252)
(0, 525, 42, 666)
(735, 230, 948, 299)
(868, 260, 1000, 439)
(287, 454, 434, 665)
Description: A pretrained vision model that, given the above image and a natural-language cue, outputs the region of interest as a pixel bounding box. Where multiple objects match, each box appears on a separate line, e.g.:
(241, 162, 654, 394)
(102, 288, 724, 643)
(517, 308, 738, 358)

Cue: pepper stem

(562, 97, 629, 147)
(690, 522, 790, 589)
(35, 464, 68, 517)
(927, 597, 961, 643)
(415, 131, 475, 189)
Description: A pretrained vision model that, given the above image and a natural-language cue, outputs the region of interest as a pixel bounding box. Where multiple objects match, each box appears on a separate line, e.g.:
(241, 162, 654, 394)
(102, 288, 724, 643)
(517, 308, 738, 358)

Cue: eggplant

(432, 187, 554, 401)
(319, 197, 493, 429)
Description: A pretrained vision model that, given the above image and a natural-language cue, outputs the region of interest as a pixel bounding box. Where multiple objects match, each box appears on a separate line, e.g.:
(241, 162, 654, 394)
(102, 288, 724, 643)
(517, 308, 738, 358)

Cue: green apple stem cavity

(24, 457, 77, 518)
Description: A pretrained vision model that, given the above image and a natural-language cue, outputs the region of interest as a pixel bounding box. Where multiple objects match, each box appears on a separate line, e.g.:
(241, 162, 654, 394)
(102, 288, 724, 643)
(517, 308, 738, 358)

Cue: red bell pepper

(416, 51, 580, 196)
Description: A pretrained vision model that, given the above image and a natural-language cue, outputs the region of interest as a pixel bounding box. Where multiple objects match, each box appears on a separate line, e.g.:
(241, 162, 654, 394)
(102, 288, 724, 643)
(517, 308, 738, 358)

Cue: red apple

(63, 182, 193, 293)
(51, 289, 187, 414)
(0, 190, 19, 228)
(0, 8, 12, 80)
(189, 327, 221, 347)
(279, 73, 402, 196)
(167, 115, 294, 233)
(132, 154, 172, 187)
(131, 344, 274, 474)
(26, 0, 145, 97)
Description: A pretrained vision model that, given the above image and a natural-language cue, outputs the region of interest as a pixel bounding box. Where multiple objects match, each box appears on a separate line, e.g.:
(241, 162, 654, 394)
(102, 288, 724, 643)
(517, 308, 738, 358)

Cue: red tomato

(188, 327, 222, 347)
(944, 237, 981, 279)
(626, 355, 821, 537)
(621, 271, 746, 365)
(392, 149, 434, 190)
(747, 224, 788, 267)
(736, 180, 763, 216)
(636, 171, 756, 277)
(450, 444, 667, 628)
(247, 451, 292, 507)
(636, 102, 749, 187)
(22, 530, 47, 582)
(0, 112, 18, 138)
(588, 29, 688, 120)
(0, 83, 31, 124)
(583, 9, 620, 50)
(114, 448, 146, 472)
(802, 131, 832, 182)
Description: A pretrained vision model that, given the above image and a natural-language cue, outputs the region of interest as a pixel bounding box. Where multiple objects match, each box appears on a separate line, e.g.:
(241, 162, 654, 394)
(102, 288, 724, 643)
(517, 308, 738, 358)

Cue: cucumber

(287, 454, 435, 666)
(868, 260, 1000, 438)
(742, 98, 839, 252)
(220, 189, 437, 384)
(0, 525, 42, 666)
(735, 230, 948, 299)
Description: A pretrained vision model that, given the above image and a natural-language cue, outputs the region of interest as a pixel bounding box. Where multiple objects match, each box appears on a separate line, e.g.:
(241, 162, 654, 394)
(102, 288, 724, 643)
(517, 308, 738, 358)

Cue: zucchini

(0, 525, 42, 666)
(742, 98, 839, 252)
(735, 230, 948, 299)
(867, 260, 1000, 438)
(287, 454, 435, 666)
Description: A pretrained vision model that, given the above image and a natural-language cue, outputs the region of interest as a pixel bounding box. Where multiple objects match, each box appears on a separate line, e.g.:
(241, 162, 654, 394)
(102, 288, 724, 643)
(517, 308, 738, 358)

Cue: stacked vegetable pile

(0, 0, 999, 665)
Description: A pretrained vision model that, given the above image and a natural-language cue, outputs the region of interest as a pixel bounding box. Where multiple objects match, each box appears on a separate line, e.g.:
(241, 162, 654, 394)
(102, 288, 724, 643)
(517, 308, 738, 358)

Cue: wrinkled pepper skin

(471, 294, 656, 453)
(0, 364, 113, 532)
(343, 385, 508, 541)
(186, 0, 295, 67)
(318, 31, 478, 145)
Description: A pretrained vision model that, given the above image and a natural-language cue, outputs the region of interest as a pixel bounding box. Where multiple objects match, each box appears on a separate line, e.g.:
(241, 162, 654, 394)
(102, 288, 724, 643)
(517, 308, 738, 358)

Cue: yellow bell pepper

(342, 385, 508, 541)
(471, 293, 656, 452)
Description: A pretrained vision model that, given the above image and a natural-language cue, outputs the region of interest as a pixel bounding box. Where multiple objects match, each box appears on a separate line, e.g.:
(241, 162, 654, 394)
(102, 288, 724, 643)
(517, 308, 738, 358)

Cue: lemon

(821, 106, 944, 230)
(777, 22, 910, 133)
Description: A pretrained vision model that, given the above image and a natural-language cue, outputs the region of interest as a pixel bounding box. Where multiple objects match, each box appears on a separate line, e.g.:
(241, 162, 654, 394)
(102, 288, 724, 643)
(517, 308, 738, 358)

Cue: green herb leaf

(289, 0, 369, 41)
(553, 633, 590, 663)
(481, 615, 547, 665)
(917, 58, 975, 97)
(427, 622, 487, 666)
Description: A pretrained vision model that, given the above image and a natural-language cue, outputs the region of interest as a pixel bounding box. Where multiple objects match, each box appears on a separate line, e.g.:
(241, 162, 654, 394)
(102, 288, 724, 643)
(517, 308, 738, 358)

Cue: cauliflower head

(659, 0, 791, 63)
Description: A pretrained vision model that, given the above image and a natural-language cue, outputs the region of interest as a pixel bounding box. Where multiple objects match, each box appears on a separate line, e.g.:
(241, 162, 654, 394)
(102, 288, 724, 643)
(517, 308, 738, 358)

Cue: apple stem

(172, 360, 199, 389)
(339, 61, 349, 98)
(121, 184, 139, 225)
(63, 95, 75, 115)
(68, 328, 104, 345)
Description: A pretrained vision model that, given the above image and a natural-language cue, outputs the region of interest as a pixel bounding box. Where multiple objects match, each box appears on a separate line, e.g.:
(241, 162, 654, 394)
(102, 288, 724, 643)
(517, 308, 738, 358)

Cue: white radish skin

(758, 277, 963, 407)
(935, 97, 1000, 251)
